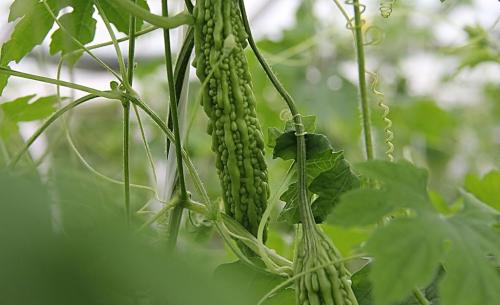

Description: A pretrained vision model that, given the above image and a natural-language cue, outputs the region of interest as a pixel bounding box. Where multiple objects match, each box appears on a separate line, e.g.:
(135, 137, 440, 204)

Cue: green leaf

(330, 161, 500, 305)
(330, 161, 432, 226)
(1, 95, 59, 122)
(330, 189, 394, 226)
(366, 217, 445, 305)
(49, 1, 97, 57)
(267, 127, 282, 148)
(284, 115, 317, 132)
(309, 158, 360, 222)
(279, 150, 358, 224)
(1, 0, 59, 94)
(214, 260, 293, 305)
(98, 0, 150, 34)
(8, 0, 37, 22)
(273, 131, 332, 161)
(465, 170, 500, 211)
(351, 264, 442, 305)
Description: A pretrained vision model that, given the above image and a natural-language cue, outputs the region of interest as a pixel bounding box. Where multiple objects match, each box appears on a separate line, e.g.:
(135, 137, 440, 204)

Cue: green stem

(107, 0, 194, 29)
(120, 0, 138, 223)
(162, 0, 189, 249)
(122, 101, 131, 221)
(94, 0, 129, 88)
(413, 288, 431, 305)
(352, 0, 374, 160)
(0, 67, 118, 99)
(64, 26, 158, 59)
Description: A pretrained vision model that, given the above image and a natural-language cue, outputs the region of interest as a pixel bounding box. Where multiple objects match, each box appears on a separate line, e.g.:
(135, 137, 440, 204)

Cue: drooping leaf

(49, 1, 97, 57)
(465, 170, 500, 211)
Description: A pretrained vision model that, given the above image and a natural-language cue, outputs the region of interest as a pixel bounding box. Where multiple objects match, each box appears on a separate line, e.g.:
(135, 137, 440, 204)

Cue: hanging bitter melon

(193, 0, 269, 238)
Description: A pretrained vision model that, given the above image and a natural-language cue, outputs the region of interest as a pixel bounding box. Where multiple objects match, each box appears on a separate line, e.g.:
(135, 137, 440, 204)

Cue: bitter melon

(193, 0, 269, 237)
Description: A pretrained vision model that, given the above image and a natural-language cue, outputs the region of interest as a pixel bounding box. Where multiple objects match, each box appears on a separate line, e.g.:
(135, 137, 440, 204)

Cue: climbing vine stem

(162, 0, 189, 249)
(352, 0, 374, 160)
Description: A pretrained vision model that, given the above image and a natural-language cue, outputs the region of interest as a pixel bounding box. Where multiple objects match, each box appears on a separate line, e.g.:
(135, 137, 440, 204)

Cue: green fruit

(193, 0, 269, 238)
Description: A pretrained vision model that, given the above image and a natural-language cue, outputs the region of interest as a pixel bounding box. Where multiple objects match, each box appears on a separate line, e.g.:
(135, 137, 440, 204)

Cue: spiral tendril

(380, 0, 396, 18)
(367, 71, 394, 161)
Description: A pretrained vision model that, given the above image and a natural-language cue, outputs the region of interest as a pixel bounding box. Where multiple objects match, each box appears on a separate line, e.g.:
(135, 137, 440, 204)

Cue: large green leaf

(331, 161, 500, 305)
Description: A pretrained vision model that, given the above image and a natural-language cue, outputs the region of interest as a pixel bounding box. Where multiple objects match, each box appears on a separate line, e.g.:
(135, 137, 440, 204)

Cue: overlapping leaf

(330, 161, 500, 305)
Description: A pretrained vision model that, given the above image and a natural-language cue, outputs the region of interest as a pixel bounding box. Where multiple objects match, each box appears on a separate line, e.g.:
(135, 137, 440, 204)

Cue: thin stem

(107, 0, 194, 29)
(162, 0, 189, 249)
(413, 288, 431, 305)
(121, 0, 138, 223)
(94, 0, 129, 88)
(64, 26, 158, 60)
(352, 0, 374, 160)
(0, 67, 118, 99)
(123, 101, 131, 222)
(125, 94, 210, 206)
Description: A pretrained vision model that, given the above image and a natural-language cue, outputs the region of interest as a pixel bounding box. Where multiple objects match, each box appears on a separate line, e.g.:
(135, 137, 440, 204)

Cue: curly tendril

(379, 0, 397, 18)
(367, 71, 394, 161)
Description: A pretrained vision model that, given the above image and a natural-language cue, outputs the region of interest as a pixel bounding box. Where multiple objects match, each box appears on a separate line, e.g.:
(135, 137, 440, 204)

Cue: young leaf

(49, 1, 97, 57)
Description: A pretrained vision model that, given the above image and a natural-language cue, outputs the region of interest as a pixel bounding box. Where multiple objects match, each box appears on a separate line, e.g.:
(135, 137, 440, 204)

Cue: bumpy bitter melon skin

(295, 227, 358, 305)
(193, 0, 269, 237)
